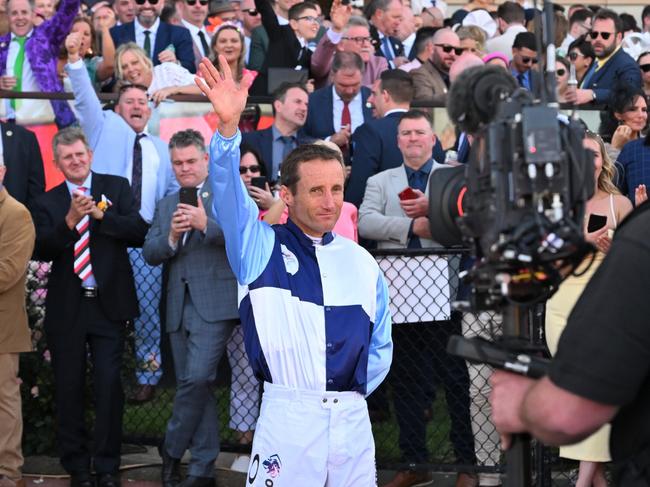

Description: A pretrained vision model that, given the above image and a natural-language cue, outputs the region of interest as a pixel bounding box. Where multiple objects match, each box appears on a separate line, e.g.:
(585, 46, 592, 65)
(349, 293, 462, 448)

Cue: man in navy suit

(567, 8, 641, 105)
(241, 82, 313, 182)
(110, 0, 196, 73)
(301, 52, 374, 155)
(366, 0, 406, 68)
(345, 69, 444, 208)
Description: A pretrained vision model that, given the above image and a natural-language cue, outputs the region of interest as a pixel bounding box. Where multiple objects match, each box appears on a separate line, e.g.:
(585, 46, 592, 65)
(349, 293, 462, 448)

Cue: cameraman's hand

(489, 370, 536, 450)
(400, 190, 428, 218)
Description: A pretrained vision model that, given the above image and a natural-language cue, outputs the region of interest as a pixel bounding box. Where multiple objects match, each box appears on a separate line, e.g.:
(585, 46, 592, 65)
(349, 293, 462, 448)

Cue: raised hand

(635, 184, 648, 207)
(66, 32, 82, 62)
(195, 56, 254, 137)
(330, 0, 352, 33)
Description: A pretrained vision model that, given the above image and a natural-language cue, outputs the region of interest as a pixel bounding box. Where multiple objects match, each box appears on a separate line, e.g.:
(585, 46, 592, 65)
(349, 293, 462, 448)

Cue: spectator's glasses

(556, 68, 566, 76)
(341, 36, 373, 45)
(589, 30, 613, 40)
(244, 8, 259, 15)
(520, 56, 538, 65)
(240, 165, 261, 174)
(296, 15, 319, 23)
(134, 0, 158, 5)
(640, 64, 650, 73)
(186, 0, 209, 5)
(568, 51, 585, 61)
(435, 43, 463, 56)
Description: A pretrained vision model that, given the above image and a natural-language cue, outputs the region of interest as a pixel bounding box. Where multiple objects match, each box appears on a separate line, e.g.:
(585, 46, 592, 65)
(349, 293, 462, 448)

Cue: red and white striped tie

(73, 187, 94, 282)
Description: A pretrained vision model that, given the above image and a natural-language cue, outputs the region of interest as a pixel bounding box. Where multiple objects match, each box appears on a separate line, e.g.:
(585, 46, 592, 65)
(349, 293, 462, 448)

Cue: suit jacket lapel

(261, 128, 274, 178)
(1, 123, 15, 163)
(325, 88, 335, 134)
(361, 87, 373, 122)
(154, 23, 169, 61)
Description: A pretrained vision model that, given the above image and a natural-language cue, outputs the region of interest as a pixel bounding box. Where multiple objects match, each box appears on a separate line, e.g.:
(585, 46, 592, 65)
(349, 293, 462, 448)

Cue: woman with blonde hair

(545, 131, 632, 487)
(114, 42, 198, 105)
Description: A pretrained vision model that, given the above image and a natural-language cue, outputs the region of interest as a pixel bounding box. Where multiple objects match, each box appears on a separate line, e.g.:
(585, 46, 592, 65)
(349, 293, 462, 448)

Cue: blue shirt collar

(404, 159, 434, 179)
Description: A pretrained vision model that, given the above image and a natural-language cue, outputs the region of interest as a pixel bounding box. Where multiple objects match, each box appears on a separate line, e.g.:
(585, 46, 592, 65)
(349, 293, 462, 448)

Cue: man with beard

(566, 8, 641, 105)
(311, 0, 388, 89)
(410, 27, 461, 102)
(241, 83, 314, 183)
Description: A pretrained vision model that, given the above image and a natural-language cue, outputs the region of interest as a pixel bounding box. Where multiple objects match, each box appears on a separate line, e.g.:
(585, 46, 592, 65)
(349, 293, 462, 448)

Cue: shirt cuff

(67, 58, 85, 70)
(327, 28, 342, 44)
(168, 236, 178, 251)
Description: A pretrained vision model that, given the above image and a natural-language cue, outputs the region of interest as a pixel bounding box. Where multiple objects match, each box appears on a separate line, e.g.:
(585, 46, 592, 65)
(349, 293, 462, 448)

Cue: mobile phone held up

(587, 213, 607, 233)
(250, 176, 267, 190)
(179, 187, 198, 207)
(398, 187, 418, 201)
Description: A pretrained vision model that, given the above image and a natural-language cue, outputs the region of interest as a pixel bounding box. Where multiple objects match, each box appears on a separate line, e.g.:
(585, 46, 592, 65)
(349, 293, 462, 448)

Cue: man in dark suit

(301, 52, 374, 154)
(345, 69, 445, 207)
(568, 8, 642, 105)
(143, 130, 239, 487)
(110, 0, 196, 73)
(0, 122, 44, 209)
(250, 0, 319, 94)
(32, 127, 148, 487)
(366, 0, 406, 68)
(242, 82, 313, 182)
(509, 31, 542, 92)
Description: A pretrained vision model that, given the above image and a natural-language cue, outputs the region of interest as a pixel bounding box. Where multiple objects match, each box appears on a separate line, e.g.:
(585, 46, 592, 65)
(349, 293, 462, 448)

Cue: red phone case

(399, 187, 418, 201)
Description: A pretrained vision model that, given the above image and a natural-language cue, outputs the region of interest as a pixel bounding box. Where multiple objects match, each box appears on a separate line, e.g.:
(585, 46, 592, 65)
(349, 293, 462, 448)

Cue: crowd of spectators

(1, 0, 650, 486)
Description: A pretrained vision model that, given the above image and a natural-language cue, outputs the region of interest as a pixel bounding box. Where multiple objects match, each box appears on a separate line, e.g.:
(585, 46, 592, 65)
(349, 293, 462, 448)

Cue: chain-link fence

(23, 247, 601, 484)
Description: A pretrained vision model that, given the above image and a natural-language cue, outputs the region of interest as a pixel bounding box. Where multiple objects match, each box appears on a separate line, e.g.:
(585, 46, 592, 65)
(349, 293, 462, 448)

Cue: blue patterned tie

(382, 36, 394, 61)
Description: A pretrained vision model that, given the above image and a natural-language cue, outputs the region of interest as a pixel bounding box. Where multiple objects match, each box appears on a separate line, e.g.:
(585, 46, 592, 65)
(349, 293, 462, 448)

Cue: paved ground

(22, 447, 471, 487)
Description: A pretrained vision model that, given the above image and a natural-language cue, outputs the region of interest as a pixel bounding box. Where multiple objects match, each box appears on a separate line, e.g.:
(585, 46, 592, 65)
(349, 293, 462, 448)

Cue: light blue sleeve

(209, 129, 275, 285)
(66, 61, 105, 150)
(366, 270, 393, 396)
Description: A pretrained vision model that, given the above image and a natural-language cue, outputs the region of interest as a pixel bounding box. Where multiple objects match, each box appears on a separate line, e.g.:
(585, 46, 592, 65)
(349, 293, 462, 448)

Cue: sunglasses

(244, 8, 258, 15)
(186, 0, 209, 5)
(134, 0, 158, 5)
(640, 64, 650, 73)
(240, 165, 261, 174)
(568, 51, 585, 61)
(556, 68, 566, 76)
(435, 43, 463, 56)
(521, 56, 538, 65)
(589, 30, 613, 40)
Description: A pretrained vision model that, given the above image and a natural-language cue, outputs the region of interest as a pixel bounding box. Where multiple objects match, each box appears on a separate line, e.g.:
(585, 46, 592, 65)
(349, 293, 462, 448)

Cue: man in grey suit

(142, 130, 239, 487)
(358, 110, 476, 487)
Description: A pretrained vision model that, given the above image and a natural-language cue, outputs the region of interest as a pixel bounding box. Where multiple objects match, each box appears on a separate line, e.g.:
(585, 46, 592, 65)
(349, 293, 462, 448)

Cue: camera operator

(489, 201, 650, 486)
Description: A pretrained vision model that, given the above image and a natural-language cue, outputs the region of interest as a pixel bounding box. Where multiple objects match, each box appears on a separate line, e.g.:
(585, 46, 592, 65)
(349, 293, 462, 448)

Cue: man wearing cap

(110, 0, 196, 72)
(485, 1, 527, 59)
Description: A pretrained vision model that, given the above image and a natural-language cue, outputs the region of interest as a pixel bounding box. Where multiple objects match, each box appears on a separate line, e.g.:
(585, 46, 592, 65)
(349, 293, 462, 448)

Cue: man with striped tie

(32, 127, 149, 487)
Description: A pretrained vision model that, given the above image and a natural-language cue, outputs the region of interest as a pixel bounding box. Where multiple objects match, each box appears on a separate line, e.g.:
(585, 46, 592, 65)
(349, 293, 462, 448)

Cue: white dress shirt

(181, 19, 211, 58)
(135, 17, 161, 56)
(3, 30, 55, 123)
(332, 85, 364, 133)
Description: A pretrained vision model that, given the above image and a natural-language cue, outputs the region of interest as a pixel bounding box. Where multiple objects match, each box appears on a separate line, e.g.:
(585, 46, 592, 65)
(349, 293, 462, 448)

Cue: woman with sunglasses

(638, 51, 650, 97)
(567, 35, 594, 85)
(545, 131, 632, 487)
(599, 83, 648, 164)
(239, 143, 275, 211)
(555, 56, 571, 103)
(114, 42, 198, 105)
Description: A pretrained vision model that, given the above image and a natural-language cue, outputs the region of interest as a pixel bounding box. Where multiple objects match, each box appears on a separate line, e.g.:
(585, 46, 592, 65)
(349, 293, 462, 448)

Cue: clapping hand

(195, 56, 254, 137)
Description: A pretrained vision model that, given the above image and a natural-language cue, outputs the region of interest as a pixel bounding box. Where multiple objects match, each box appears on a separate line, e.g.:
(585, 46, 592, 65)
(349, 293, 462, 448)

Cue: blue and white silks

(209, 130, 392, 396)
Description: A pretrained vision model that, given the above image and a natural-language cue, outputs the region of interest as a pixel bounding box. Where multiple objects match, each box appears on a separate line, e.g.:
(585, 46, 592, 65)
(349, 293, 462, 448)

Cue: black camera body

(430, 66, 595, 311)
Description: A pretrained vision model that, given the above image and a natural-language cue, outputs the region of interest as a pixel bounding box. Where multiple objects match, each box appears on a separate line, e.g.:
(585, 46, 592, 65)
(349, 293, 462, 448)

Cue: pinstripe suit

(142, 182, 239, 476)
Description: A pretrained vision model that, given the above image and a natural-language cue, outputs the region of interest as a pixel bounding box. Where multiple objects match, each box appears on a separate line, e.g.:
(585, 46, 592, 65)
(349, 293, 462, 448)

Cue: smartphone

(587, 214, 607, 233)
(179, 187, 198, 207)
(398, 187, 418, 201)
(250, 176, 267, 190)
